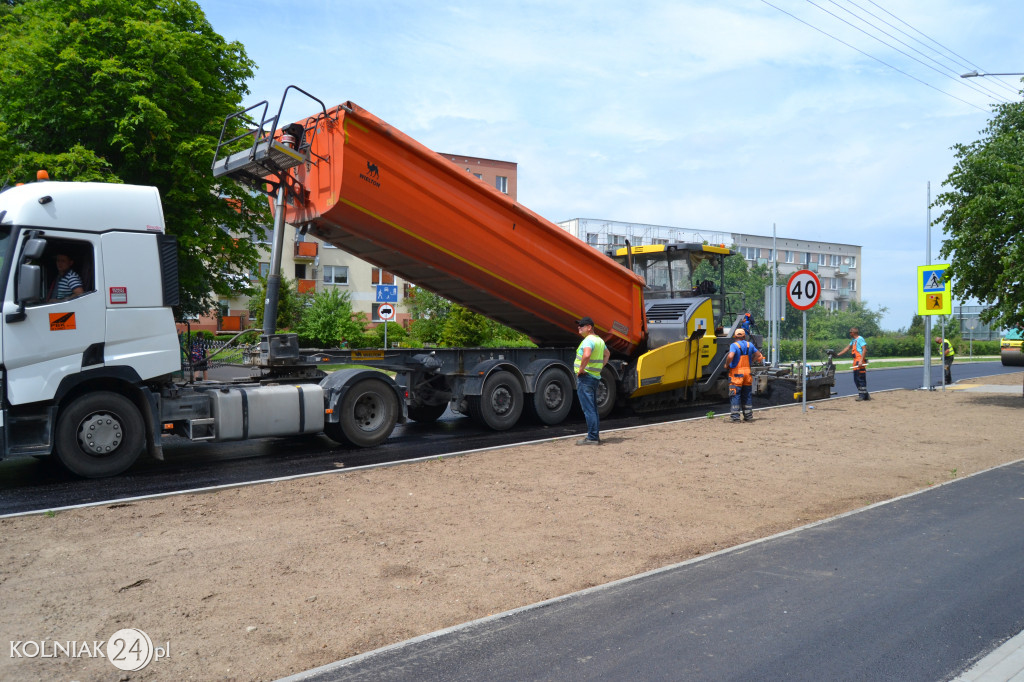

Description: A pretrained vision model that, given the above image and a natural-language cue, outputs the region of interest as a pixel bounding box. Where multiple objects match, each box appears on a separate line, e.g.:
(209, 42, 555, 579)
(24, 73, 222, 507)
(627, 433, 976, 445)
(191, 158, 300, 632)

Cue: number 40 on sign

(786, 269, 821, 311)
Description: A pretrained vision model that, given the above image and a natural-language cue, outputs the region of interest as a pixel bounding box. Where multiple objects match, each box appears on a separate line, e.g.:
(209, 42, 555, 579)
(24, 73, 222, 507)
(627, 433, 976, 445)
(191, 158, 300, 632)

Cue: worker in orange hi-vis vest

(726, 328, 765, 423)
(836, 327, 870, 401)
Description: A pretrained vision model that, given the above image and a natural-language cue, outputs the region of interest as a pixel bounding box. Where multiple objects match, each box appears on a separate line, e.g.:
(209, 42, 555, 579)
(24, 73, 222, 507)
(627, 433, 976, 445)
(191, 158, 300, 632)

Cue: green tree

(247, 276, 306, 331)
(934, 94, 1024, 329)
(407, 288, 452, 345)
(440, 306, 490, 347)
(0, 0, 265, 316)
(294, 287, 367, 348)
(367, 321, 408, 348)
(805, 299, 886, 339)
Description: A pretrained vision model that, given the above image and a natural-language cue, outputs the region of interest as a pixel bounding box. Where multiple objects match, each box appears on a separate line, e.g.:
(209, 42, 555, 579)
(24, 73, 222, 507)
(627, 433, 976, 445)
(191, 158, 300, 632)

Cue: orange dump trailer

(279, 102, 647, 356)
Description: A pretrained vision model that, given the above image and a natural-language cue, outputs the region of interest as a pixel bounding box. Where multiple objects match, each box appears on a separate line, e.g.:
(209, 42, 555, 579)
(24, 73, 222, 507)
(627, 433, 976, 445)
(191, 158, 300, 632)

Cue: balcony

(838, 287, 851, 299)
(805, 262, 819, 273)
(294, 241, 318, 261)
(296, 278, 317, 294)
(838, 264, 849, 275)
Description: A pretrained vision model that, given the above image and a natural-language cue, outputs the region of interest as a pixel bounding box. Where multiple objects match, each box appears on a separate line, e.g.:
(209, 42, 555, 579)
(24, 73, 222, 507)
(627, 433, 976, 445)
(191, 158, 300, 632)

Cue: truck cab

(0, 180, 181, 475)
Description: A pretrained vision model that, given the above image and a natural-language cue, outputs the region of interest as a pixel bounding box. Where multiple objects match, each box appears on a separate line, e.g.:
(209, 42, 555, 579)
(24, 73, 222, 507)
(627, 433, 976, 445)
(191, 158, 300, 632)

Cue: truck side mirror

(23, 237, 46, 260)
(16, 263, 42, 304)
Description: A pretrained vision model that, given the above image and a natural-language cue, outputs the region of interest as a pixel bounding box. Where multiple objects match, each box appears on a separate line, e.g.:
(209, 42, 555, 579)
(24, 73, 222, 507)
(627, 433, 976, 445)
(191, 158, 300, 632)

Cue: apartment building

(558, 218, 862, 312)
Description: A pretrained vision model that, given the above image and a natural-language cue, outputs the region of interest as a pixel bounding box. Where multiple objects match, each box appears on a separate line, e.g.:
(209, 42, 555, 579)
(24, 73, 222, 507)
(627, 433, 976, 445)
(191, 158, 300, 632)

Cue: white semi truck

(0, 179, 411, 477)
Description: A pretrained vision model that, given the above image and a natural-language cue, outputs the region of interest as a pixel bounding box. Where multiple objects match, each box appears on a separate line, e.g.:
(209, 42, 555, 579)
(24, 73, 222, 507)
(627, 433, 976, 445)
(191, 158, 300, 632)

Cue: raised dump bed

(276, 102, 647, 356)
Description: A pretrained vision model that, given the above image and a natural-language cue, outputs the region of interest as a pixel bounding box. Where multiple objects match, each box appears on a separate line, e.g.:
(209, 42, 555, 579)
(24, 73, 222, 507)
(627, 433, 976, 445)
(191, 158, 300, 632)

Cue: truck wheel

(326, 378, 398, 447)
(469, 370, 523, 430)
(55, 392, 145, 478)
(529, 367, 573, 425)
(597, 366, 617, 418)
(407, 402, 448, 423)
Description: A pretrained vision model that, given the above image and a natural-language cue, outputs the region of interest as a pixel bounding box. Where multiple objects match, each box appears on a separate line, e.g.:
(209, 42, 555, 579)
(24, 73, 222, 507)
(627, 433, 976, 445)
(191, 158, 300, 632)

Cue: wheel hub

(353, 394, 385, 430)
(78, 413, 122, 455)
(542, 382, 564, 409)
(490, 387, 513, 415)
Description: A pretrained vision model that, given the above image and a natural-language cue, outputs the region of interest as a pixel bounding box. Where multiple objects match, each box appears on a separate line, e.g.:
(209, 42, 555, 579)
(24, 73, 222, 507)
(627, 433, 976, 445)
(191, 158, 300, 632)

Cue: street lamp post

(961, 71, 1024, 78)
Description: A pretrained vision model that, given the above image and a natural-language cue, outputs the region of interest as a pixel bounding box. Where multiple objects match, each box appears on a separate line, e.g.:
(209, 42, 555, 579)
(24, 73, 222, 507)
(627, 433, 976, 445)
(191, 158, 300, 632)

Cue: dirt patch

(2, 373, 1022, 681)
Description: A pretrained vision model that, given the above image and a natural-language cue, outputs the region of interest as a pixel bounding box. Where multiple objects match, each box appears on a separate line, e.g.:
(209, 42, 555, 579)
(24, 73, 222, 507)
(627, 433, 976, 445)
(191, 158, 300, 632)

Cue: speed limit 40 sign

(786, 269, 821, 311)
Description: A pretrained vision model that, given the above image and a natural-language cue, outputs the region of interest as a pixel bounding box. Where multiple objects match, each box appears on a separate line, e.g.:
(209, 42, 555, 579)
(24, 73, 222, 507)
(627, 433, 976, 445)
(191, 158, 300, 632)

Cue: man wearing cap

(836, 327, 870, 400)
(937, 336, 955, 384)
(726, 328, 765, 422)
(574, 316, 609, 445)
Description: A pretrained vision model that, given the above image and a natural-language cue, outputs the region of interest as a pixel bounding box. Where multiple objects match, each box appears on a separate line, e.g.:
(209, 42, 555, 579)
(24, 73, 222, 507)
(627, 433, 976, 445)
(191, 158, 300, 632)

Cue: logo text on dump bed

(359, 161, 381, 188)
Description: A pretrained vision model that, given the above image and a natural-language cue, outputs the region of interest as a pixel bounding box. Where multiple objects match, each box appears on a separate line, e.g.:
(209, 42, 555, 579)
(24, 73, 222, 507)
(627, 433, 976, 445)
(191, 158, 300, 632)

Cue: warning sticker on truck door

(49, 312, 77, 331)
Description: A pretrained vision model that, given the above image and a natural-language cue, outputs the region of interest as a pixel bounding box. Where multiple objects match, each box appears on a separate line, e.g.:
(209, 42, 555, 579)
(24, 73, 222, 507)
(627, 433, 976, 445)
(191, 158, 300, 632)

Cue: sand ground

(2, 372, 1022, 681)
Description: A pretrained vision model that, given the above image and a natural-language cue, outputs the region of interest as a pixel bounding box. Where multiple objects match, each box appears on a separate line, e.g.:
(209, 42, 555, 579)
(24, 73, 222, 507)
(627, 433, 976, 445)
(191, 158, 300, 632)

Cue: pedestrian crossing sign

(917, 264, 951, 315)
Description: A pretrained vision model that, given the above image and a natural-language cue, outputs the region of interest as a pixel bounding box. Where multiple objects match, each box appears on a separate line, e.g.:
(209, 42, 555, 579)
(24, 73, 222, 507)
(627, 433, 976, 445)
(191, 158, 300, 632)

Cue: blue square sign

(376, 284, 399, 303)
(921, 268, 946, 292)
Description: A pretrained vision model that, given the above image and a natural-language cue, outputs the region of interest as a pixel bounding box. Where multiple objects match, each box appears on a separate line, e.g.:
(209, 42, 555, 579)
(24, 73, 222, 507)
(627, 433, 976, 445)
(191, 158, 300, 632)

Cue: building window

(323, 265, 349, 285)
(251, 262, 270, 281)
(372, 267, 395, 285)
(586, 233, 599, 246)
(785, 251, 795, 264)
(473, 173, 483, 179)
(496, 176, 508, 193)
(846, 256, 856, 268)
(612, 234, 626, 246)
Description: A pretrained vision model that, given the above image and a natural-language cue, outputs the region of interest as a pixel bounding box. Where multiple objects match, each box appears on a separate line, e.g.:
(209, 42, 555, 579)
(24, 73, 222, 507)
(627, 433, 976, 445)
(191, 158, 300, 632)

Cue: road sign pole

(802, 310, 807, 413)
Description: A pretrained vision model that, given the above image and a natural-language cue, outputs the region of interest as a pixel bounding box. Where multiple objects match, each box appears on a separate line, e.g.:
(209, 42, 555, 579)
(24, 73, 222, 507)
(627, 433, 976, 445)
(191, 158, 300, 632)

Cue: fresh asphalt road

(290, 460, 1024, 682)
(0, 361, 1019, 516)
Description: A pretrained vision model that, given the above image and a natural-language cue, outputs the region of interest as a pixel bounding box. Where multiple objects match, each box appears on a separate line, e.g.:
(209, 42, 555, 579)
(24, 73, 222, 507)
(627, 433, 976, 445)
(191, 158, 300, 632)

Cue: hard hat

(734, 329, 746, 338)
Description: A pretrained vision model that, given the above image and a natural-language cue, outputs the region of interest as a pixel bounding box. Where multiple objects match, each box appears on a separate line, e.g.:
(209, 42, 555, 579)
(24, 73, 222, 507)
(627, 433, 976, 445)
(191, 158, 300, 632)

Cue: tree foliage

(406, 288, 453, 344)
(0, 0, 265, 315)
(246, 276, 306, 331)
(294, 286, 367, 348)
(934, 94, 1024, 329)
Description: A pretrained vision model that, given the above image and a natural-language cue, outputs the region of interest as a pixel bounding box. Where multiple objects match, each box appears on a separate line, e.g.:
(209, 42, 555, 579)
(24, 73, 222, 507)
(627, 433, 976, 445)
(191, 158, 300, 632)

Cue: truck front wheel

(55, 392, 145, 478)
(324, 378, 399, 447)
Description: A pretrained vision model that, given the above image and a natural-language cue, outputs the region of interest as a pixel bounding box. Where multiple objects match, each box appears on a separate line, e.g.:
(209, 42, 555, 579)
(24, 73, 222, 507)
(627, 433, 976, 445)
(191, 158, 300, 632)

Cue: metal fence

(181, 333, 258, 378)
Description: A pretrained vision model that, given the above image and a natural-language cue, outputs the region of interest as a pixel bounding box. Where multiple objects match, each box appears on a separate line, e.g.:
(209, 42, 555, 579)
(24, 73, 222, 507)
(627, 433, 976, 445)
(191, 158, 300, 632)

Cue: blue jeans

(577, 374, 600, 441)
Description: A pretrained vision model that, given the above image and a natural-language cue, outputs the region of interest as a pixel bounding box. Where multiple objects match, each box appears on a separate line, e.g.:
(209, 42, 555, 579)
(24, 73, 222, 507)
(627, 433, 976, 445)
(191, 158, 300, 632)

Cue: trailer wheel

(407, 402, 448, 423)
(529, 367, 573, 425)
(54, 392, 145, 478)
(597, 366, 617, 418)
(469, 370, 523, 430)
(326, 378, 399, 448)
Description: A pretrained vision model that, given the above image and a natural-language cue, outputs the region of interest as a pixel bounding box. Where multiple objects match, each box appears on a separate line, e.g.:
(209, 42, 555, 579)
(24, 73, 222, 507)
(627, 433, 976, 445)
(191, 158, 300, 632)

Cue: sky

(202, 0, 1024, 331)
